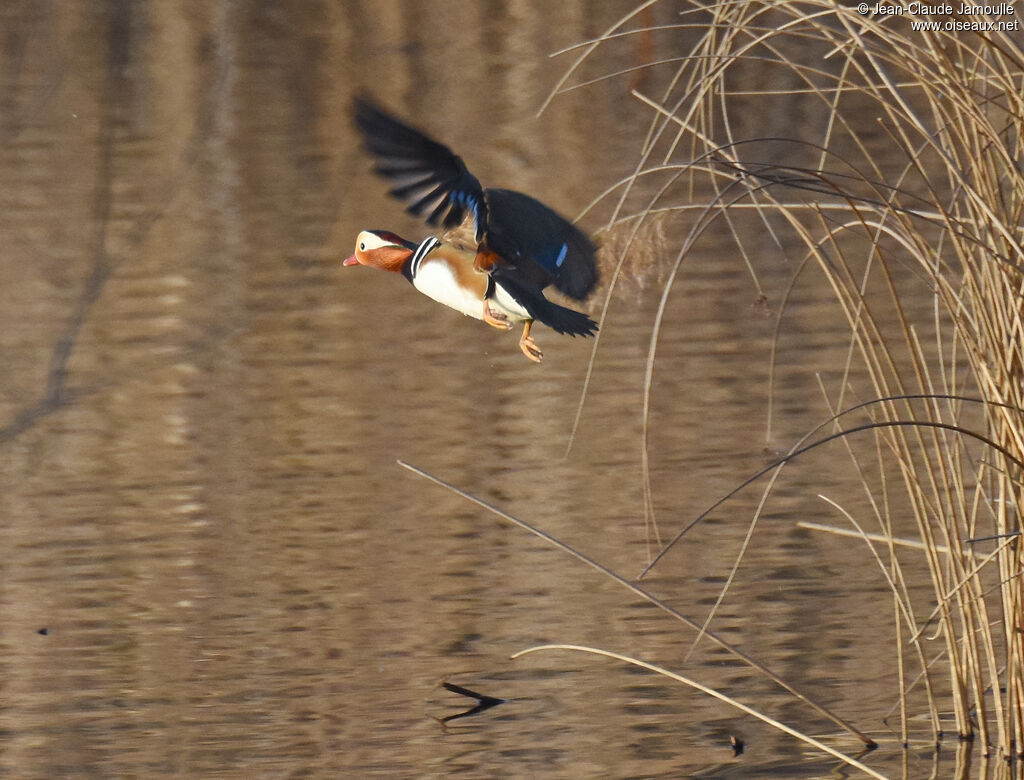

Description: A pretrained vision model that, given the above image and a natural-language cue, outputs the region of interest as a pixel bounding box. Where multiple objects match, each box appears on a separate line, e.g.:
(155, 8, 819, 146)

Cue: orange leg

(518, 320, 542, 363)
(482, 300, 513, 330)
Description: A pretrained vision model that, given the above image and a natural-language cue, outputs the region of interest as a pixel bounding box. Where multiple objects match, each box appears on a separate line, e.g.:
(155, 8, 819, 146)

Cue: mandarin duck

(343, 97, 598, 363)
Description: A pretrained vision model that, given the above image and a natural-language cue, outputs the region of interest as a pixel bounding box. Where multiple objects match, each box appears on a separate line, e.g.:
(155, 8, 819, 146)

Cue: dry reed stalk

(549, 0, 1024, 763)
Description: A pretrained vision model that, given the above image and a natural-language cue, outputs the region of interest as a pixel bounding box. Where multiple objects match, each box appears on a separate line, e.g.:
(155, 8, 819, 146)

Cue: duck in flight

(343, 97, 599, 363)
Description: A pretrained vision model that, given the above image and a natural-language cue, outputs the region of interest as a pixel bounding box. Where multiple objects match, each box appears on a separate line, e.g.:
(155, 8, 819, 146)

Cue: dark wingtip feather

(544, 306, 599, 337)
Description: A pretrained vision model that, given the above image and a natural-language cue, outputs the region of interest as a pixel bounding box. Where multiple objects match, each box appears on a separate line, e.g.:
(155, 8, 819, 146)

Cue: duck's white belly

(490, 283, 531, 321)
(413, 261, 530, 322)
(413, 262, 486, 319)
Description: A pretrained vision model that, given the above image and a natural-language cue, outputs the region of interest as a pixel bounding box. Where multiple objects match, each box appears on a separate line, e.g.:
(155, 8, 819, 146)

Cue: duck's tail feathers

(494, 273, 598, 337)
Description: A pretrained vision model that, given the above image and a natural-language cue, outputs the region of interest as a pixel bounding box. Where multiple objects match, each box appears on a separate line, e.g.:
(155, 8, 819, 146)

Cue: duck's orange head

(343, 230, 414, 273)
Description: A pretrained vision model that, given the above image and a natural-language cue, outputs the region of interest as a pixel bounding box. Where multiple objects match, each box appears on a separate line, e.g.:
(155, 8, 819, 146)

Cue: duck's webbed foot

(483, 300, 513, 330)
(518, 320, 543, 363)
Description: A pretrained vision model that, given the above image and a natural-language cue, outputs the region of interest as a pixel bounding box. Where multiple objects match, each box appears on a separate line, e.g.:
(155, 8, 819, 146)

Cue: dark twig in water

(967, 531, 1022, 544)
(0, 14, 229, 446)
(436, 682, 506, 724)
(709, 151, 1023, 272)
(397, 459, 878, 748)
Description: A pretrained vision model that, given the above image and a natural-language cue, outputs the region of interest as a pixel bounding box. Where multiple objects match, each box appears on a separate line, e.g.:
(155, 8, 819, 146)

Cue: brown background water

(0, 2, 993, 778)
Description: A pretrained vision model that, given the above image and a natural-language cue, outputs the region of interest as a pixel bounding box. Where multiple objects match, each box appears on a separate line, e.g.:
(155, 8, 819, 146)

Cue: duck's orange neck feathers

(360, 245, 412, 273)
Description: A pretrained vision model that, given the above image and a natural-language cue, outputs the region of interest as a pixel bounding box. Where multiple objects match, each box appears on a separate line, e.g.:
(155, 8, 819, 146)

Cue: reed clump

(553, 0, 1024, 765)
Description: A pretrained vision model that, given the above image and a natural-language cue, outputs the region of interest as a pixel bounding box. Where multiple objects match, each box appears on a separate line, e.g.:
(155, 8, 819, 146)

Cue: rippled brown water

(0, 3, 998, 778)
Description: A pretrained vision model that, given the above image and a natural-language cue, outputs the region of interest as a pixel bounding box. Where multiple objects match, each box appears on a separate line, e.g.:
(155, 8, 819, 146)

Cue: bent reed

(554, 0, 1024, 768)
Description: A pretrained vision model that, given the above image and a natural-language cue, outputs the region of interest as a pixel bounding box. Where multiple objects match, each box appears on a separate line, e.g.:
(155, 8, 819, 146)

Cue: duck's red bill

(343, 255, 358, 266)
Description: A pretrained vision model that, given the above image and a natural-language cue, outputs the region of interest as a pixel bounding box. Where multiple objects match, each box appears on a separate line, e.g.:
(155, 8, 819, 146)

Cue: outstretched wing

(486, 189, 598, 301)
(353, 97, 488, 242)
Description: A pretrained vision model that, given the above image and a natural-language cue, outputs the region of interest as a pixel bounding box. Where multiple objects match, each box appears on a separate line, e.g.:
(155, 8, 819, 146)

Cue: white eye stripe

(356, 231, 392, 251)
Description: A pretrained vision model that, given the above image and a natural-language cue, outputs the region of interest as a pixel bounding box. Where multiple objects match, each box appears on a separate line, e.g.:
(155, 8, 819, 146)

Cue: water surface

(0, 3, 979, 778)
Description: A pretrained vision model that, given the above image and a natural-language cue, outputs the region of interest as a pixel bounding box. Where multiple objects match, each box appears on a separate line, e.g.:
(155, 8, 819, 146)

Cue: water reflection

(0, 3, 991, 779)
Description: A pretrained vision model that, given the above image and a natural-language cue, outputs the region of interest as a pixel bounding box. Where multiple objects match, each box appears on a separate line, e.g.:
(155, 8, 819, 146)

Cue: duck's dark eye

(359, 242, 365, 251)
